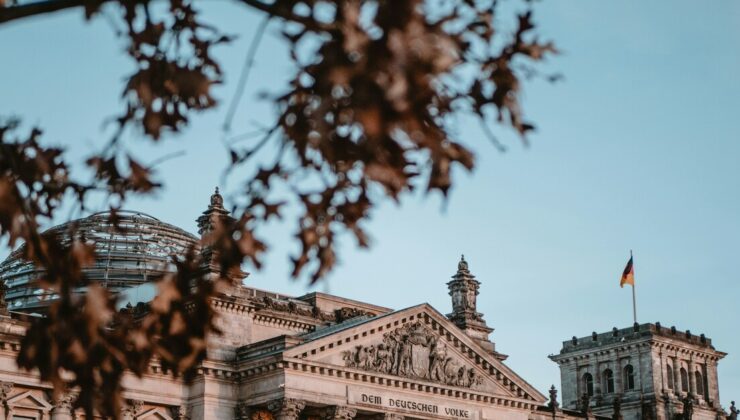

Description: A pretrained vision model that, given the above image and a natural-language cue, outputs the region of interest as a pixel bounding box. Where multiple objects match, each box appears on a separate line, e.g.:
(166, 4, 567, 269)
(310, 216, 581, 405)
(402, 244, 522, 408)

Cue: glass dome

(0, 210, 198, 313)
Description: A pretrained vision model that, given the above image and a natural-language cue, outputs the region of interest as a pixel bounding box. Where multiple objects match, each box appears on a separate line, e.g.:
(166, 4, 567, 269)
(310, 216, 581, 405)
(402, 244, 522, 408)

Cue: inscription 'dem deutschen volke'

(359, 393, 471, 418)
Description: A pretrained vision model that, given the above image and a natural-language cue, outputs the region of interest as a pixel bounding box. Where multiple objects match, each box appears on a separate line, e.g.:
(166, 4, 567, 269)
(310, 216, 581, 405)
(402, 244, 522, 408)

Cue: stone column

(671, 357, 680, 395)
(321, 406, 357, 420)
(687, 357, 696, 396)
(593, 360, 602, 398)
(615, 358, 623, 393)
(267, 398, 305, 420)
(51, 392, 77, 420)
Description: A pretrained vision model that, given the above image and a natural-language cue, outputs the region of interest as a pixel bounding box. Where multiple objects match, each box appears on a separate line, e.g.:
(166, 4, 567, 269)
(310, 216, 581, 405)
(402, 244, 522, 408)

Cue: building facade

(0, 190, 731, 419)
(550, 323, 728, 420)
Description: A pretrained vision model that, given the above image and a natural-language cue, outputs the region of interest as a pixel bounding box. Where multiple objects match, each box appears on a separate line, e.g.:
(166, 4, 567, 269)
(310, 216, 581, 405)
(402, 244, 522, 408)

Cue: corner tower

(446, 255, 503, 359)
(550, 323, 727, 420)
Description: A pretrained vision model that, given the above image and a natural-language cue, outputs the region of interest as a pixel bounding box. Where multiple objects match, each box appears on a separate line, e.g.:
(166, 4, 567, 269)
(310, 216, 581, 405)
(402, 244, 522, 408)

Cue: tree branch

(1, 0, 332, 29)
(0, 0, 104, 24)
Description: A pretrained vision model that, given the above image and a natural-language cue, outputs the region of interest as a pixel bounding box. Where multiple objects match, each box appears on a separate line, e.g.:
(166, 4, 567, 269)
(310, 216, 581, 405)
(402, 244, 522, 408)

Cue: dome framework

(0, 210, 198, 312)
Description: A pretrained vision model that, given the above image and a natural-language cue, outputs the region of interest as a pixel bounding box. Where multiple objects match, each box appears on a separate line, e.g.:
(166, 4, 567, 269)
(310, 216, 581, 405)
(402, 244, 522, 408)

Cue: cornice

(237, 357, 542, 413)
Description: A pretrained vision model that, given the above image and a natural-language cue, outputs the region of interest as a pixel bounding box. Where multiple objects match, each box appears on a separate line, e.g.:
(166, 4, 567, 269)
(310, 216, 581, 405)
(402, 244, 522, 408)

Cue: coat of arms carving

(341, 321, 483, 389)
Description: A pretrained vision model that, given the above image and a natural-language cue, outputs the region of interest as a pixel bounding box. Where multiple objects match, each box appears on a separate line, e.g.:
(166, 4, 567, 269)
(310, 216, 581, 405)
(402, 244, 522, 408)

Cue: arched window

(680, 368, 689, 392)
(695, 371, 704, 396)
(623, 364, 635, 391)
(602, 369, 614, 393)
(583, 373, 594, 397)
(666, 364, 674, 389)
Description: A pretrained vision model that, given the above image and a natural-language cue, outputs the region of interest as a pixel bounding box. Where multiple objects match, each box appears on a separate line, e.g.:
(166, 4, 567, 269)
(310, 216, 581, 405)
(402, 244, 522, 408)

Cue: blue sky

(1, 0, 739, 407)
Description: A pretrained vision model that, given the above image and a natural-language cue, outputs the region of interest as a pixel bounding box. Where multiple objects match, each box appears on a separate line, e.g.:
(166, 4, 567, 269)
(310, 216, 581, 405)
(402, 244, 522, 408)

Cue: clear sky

(1, 0, 739, 408)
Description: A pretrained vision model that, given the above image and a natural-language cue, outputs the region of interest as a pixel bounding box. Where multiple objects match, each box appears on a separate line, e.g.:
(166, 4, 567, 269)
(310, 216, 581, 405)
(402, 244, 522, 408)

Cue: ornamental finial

(458, 254, 468, 271)
(210, 186, 224, 208)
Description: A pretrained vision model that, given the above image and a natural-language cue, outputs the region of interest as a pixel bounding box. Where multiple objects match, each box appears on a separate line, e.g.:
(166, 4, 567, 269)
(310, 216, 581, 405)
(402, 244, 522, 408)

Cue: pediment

(283, 304, 545, 403)
(136, 407, 174, 420)
(7, 390, 53, 410)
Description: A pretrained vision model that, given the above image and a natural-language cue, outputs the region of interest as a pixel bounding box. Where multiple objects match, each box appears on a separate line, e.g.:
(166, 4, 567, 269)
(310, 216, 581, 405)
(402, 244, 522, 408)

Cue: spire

(196, 187, 233, 236)
(446, 255, 504, 358)
(448, 254, 479, 315)
(195, 188, 246, 282)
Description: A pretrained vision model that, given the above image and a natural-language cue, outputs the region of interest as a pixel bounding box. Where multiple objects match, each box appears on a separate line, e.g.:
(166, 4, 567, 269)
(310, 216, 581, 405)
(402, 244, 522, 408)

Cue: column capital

(320, 405, 357, 420)
(267, 398, 305, 420)
(52, 391, 77, 410)
(0, 381, 13, 401)
(171, 404, 189, 420)
(51, 391, 77, 419)
(122, 399, 144, 420)
(235, 402, 252, 420)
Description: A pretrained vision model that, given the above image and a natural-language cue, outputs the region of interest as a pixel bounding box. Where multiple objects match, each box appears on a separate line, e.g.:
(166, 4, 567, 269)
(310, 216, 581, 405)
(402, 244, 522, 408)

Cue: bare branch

(0, 0, 105, 24)
(223, 15, 270, 134)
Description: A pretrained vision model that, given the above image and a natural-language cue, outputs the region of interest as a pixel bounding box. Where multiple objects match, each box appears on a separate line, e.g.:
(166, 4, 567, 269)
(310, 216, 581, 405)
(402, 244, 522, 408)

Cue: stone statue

(580, 393, 591, 416)
(374, 344, 391, 372)
(728, 401, 737, 420)
(681, 395, 693, 420)
(612, 395, 622, 420)
(548, 385, 559, 411)
(397, 335, 413, 376)
(428, 341, 447, 382)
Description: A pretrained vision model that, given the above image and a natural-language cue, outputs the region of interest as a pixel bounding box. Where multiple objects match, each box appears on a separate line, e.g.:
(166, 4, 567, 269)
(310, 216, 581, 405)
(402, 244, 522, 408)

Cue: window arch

(680, 368, 689, 392)
(623, 364, 635, 391)
(666, 364, 674, 389)
(582, 372, 594, 397)
(602, 369, 614, 393)
(695, 371, 704, 396)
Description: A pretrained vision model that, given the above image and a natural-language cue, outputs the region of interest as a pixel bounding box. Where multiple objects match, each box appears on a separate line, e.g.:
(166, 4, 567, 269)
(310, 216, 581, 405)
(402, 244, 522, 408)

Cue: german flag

(620, 254, 634, 288)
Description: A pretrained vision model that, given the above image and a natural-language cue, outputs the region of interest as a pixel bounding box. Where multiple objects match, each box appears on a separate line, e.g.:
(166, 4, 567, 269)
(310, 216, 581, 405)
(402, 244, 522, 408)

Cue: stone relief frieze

(341, 321, 483, 389)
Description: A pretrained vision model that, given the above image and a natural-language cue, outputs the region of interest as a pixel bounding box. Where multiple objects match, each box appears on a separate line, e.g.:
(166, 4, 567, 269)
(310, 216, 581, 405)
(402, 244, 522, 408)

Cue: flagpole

(631, 250, 637, 324)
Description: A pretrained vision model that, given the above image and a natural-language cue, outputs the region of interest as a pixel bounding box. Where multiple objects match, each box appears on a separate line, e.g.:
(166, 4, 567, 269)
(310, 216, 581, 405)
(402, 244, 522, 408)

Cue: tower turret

(196, 187, 246, 282)
(447, 255, 502, 358)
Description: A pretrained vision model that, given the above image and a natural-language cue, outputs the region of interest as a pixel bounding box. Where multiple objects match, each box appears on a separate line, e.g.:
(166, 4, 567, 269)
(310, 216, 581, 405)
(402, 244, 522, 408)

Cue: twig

(147, 150, 186, 167)
(223, 15, 270, 134)
(480, 120, 507, 152)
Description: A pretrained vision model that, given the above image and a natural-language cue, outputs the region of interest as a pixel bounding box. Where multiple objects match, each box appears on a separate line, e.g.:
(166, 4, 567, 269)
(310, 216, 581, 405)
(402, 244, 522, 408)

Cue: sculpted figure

(364, 345, 376, 370)
(398, 335, 413, 376)
(467, 367, 478, 388)
(728, 401, 738, 420)
(681, 395, 693, 420)
(612, 395, 622, 420)
(375, 344, 391, 373)
(428, 341, 447, 382)
(457, 366, 467, 387)
(385, 333, 401, 374)
(442, 357, 459, 385)
(342, 348, 357, 368)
